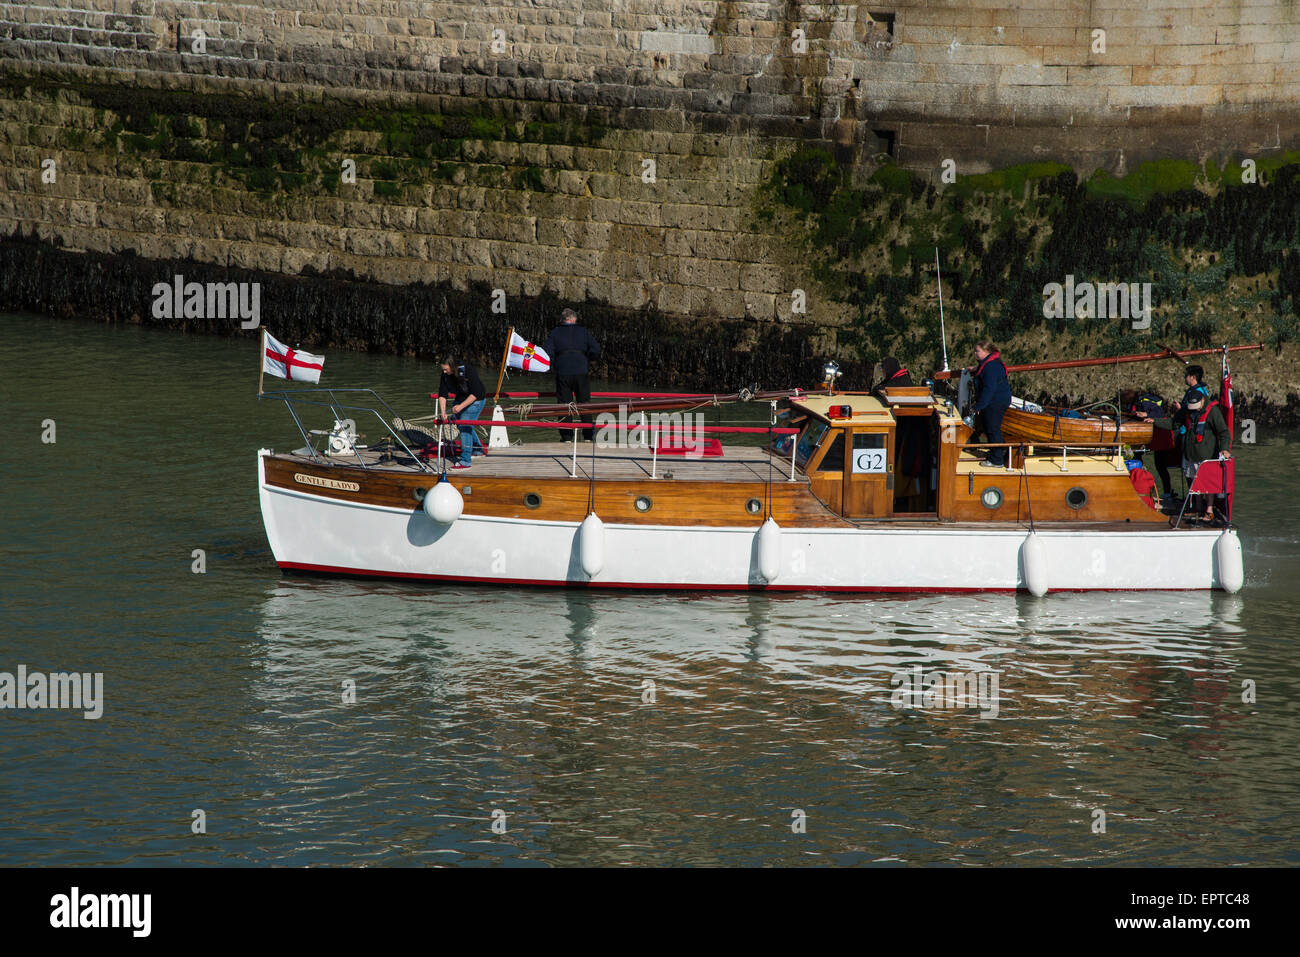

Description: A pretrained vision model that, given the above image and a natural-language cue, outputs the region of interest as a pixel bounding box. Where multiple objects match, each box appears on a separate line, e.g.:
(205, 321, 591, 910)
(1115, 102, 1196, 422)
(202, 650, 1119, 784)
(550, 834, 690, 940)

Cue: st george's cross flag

(506, 330, 550, 372)
(262, 330, 324, 383)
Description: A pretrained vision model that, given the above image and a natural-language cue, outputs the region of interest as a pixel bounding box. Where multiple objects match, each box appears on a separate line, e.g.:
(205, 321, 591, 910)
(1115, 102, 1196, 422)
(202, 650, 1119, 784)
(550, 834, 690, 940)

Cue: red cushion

(1128, 467, 1157, 508)
(656, 437, 722, 457)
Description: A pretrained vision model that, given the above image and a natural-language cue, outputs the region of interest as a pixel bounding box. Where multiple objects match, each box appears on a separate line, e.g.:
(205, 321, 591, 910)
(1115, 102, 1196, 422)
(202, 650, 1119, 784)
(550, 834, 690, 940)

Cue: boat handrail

(259, 387, 434, 472)
(959, 439, 1127, 473)
(444, 418, 800, 436)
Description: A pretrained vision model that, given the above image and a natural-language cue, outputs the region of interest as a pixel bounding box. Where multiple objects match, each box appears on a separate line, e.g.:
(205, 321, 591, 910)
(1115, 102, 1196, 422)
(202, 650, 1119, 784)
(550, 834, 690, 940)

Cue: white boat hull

(258, 454, 1242, 594)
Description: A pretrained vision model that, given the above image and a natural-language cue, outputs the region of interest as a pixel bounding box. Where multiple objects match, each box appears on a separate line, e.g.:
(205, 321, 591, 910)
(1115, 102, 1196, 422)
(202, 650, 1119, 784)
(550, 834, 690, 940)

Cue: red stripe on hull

(277, 560, 1027, 593)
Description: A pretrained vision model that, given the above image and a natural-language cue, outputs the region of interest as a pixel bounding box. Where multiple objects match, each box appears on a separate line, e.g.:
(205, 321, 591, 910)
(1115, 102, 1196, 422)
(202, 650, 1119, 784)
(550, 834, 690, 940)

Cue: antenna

(935, 247, 950, 373)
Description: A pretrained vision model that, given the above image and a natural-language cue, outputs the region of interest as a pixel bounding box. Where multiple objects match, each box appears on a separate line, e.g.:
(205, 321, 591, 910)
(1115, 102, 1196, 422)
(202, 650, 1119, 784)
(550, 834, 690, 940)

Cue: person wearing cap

(1151, 390, 1230, 523)
(1170, 364, 1210, 415)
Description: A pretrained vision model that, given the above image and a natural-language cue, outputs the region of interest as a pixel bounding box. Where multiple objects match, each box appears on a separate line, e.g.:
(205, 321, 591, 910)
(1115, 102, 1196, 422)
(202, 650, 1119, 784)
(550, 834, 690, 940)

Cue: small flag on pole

(263, 331, 324, 384)
(506, 330, 551, 372)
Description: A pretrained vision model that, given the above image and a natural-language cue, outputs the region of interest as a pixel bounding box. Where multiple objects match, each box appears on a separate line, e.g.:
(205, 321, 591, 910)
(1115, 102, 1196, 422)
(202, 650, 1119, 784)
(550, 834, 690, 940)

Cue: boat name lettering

(294, 473, 360, 492)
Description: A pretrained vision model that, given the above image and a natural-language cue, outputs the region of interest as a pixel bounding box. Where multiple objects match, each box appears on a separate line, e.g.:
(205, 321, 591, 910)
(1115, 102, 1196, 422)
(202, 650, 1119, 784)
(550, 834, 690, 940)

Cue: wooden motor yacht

(256, 380, 1244, 595)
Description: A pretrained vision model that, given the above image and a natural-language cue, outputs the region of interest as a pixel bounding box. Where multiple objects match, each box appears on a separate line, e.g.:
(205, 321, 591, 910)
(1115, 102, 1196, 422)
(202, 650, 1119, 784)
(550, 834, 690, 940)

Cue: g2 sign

(852, 447, 886, 474)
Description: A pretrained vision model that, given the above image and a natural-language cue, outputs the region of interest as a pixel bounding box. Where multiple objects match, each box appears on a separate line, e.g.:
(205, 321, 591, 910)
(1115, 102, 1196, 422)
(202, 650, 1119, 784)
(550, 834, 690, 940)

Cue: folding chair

(1171, 457, 1234, 528)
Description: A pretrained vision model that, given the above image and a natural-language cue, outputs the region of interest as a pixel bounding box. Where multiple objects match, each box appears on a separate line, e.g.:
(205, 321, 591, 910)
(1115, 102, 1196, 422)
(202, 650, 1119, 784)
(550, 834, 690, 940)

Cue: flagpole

(492, 325, 513, 406)
(257, 329, 266, 397)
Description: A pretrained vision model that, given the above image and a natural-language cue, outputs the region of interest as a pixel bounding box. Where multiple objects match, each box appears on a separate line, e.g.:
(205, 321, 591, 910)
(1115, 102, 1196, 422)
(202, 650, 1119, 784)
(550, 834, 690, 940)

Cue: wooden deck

(291, 441, 807, 484)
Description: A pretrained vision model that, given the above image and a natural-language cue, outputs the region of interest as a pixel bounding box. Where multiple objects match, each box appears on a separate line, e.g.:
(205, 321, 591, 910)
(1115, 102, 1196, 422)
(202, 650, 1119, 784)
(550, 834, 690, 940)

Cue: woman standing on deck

(437, 356, 487, 470)
(965, 342, 1012, 468)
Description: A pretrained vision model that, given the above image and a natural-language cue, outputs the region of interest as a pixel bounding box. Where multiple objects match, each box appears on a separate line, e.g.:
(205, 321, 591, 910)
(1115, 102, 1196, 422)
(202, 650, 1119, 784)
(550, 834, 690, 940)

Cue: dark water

(2, 312, 1298, 866)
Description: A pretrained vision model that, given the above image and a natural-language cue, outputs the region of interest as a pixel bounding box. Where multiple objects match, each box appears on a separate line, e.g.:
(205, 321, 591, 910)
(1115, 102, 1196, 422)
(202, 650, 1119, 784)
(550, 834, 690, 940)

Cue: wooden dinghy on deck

(999, 404, 1154, 446)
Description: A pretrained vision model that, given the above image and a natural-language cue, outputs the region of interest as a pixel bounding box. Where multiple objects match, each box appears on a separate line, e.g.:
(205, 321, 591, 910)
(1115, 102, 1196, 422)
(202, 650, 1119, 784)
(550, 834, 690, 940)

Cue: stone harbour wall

(2, 1, 1299, 385)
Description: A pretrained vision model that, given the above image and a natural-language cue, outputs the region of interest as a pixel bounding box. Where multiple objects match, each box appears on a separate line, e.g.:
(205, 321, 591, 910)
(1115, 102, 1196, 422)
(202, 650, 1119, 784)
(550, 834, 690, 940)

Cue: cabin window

(745, 498, 763, 515)
(1066, 487, 1089, 510)
(817, 434, 845, 472)
(524, 492, 542, 509)
(634, 496, 652, 512)
(796, 421, 829, 466)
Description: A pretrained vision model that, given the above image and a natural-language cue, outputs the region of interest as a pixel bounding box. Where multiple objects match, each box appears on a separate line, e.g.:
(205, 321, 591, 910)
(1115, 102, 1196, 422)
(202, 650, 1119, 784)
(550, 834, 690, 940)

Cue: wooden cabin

(782, 390, 1165, 525)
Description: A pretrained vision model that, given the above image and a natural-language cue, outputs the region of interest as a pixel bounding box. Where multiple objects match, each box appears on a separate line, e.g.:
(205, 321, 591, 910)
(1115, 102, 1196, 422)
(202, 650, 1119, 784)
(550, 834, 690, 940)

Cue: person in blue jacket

(964, 341, 1012, 467)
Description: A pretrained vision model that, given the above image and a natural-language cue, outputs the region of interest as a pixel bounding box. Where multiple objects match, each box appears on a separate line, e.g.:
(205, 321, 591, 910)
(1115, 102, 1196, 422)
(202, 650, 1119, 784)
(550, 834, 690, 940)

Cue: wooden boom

(932, 343, 1262, 379)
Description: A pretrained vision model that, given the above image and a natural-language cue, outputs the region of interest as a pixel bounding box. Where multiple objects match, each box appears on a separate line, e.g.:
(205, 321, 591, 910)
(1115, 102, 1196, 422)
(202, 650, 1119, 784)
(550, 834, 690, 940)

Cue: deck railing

(259, 388, 434, 473)
(448, 417, 802, 480)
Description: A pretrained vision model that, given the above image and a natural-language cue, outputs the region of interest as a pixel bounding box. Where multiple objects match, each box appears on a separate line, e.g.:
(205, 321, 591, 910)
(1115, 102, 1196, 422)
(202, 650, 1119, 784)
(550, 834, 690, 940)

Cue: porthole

(413, 487, 427, 503)
(634, 495, 652, 512)
(745, 498, 763, 515)
(524, 492, 542, 509)
(980, 487, 1003, 510)
(1065, 486, 1089, 510)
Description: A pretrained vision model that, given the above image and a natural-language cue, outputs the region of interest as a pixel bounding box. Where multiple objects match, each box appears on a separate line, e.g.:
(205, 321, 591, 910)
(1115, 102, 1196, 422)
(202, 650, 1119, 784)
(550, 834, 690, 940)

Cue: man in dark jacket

(964, 341, 1011, 467)
(1151, 391, 1230, 522)
(543, 308, 601, 440)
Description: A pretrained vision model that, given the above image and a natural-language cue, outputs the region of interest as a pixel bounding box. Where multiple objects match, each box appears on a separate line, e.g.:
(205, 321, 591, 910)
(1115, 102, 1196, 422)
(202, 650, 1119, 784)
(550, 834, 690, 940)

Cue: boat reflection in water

(250, 581, 1246, 714)
(240, 580, 1253, 865)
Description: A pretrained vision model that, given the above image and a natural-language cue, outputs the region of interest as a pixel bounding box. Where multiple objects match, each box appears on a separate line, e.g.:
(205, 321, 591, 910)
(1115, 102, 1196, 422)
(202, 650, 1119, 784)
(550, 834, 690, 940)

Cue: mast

(932, 343, 1262, 379)
(935, 247, 950, 373)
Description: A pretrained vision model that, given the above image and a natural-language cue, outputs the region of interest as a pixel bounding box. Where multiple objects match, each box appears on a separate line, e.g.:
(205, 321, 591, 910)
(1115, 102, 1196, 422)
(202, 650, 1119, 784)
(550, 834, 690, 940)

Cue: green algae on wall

(7, 77, 609, 199)
(757, 147, 1300, 382)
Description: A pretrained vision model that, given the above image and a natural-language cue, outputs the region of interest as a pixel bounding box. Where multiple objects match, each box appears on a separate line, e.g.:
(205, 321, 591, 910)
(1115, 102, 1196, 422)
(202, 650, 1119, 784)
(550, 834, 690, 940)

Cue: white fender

(757, 517, 781, 583)
(579, 513, 604, 577)
(1214, 529, 1244, 594)
(1021, 532, 1048, 597)
(423, 479, 464, 524)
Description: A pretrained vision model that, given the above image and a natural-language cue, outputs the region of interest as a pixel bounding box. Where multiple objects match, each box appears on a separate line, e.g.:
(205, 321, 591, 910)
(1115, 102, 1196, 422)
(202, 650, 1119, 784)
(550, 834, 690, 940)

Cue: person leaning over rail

(437, 355, 487, 470)
(542, 307, 601, 441)
(1122, 388, 1177, 504)
(963, 341, 1012, 468)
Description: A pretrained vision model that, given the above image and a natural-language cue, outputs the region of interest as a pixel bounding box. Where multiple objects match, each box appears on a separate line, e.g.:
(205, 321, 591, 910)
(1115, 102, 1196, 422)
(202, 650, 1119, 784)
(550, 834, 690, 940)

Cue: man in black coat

(543, 308, 602, 440)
